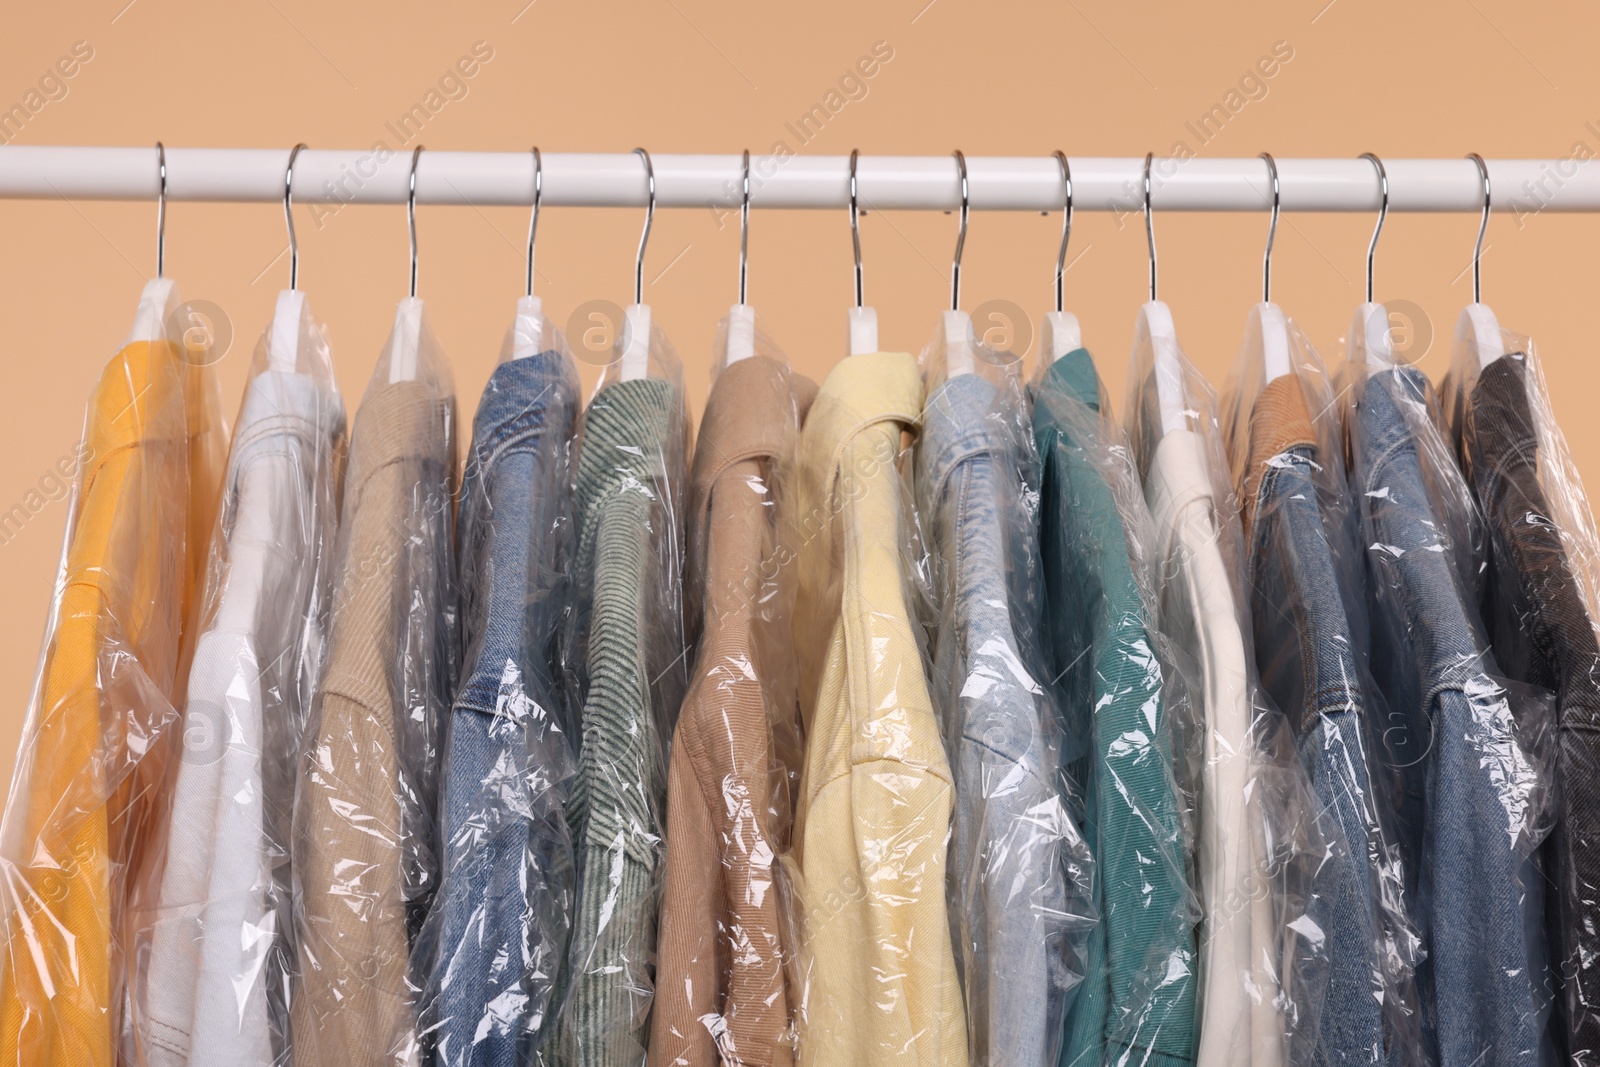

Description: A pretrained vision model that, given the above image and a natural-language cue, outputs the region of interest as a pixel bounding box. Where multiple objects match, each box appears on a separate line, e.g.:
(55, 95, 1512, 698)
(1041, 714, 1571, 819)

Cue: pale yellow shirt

(788, 352, 968, 1067)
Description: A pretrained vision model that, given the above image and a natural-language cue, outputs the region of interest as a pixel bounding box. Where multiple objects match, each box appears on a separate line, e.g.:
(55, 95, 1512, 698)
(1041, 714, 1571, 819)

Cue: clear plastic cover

(1123, 334, 1329, 1067)
(550, 318, 690, 1062)
(290, 296, 459, 1065)
(914, 330, 1097, 1067)
(1221, 324, 1425, 1065)
(1441, 328, 1598, 1061)
(0, 300, 227, 1065)
(649, 313, 813, 1065)
(1337, 344, 1555, 1065)
(412, 305, 582, 1064)
(126, 293, 347, 1066)
(1029, 347, 1200, 1066)
(785, 347, 968, 1064)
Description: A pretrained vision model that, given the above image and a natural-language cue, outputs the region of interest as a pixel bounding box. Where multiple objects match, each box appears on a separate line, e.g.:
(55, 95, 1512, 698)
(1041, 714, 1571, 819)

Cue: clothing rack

(0, 146, 1596, 211)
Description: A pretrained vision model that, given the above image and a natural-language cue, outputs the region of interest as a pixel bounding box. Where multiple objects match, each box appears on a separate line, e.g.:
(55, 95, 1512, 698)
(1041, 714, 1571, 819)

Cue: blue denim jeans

(1247, 437, 1413, 1067)
(920, 373, 1096, 1067)
(1353, 367, 1550, 1066)
(421, 351, 581, 1066)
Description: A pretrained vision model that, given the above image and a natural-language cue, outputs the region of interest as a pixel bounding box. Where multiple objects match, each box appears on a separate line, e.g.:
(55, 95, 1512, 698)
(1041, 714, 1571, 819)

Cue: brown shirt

(649, 356, 813, 1067)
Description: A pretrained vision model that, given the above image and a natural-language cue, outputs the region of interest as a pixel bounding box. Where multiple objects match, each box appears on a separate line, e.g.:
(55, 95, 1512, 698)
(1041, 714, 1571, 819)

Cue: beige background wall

(1, 0, 1598, 800)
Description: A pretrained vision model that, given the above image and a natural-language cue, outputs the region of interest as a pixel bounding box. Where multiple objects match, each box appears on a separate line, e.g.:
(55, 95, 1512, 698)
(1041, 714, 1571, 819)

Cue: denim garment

(1032, 350, 1197, 1067)
(1463, 353, 1600, 1063)
(422, 351, 581, 1066)
(919, 373, 1095, 1067)
(1241, 378, 1409, 1067)
(1352, 366, 1548, 1066)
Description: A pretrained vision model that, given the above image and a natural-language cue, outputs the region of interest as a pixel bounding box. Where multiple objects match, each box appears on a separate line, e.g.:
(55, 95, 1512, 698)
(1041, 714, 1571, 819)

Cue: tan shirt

(650, 356, 814, 1067)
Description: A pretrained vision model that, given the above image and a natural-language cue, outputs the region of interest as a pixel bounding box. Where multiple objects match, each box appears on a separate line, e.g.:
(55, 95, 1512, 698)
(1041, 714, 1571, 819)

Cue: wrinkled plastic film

(1442, 330, 1600, 1061)
(1221, 325, 1425, 1065)
(649, 312, 811, 1065)
(1123, 333, 1330, 1067)
(413, 313, 582, 1064)
(915, 332, 1098, 1067)
(784, 346, 967, 1064)
(290, 298, 458, 1065)
(0, 307, 227, 1066)
(123, 298, 346, 1067)
(552, 318, 690, 1063)
(1029, 348, 1200, 1066)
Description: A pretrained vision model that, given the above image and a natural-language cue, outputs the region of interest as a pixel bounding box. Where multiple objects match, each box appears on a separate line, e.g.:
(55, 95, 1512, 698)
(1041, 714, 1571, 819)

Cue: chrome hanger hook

(284, 143, 306, 292)
(155, 141, 167, 279)
(950, 149, 968, 311)
(1142, 152, 1157, 302)
(739, 148, 750, 305)
(526, 147, 542, 298)
(1260, 152, 1280, 304)
(1053, 150, 1072, 314)
(1360, 152, 1387, 304)
(849, 149, 865, 309)
(1468, 152, 1490, 304)
(634, 147, 655, 305)
(408, 144, 423, 298)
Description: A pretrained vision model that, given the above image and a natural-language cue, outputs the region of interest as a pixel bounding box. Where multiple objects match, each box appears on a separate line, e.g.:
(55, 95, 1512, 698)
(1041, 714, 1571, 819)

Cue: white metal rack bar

(0, 147, 1594, 212)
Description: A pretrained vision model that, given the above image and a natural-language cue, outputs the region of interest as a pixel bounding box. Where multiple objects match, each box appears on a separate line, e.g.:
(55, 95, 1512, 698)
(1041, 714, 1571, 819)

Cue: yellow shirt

(0, 338, 222, 1066)
(788, 352, 967, 1067)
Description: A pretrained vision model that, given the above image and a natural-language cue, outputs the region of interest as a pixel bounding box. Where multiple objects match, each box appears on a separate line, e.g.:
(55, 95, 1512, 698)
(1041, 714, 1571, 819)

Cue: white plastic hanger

(726, 149, 757, 365)
(619, 146, 655, 382)
(943, 149, 977, 379)
(1242, 152, 1294, 386)
(846, 149, 879, 356)
(263, 143, 312, 375)
(387, 145, 426, 384)
(509, 146, 546, 361)
(125, 142, 181, 345)
(1042, 151, 1082, 363)
(1347, 152, 1396, 369)
(1454, 153, 1505, 370)
(1133, 152, 1187, 436)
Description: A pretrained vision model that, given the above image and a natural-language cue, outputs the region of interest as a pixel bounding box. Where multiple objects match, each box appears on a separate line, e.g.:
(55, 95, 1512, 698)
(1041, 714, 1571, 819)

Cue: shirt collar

(85, 341, 188, 476)
(691, 355, 809, 495)
(803, 351, 924, 471)
(920, 373, 1007, 499)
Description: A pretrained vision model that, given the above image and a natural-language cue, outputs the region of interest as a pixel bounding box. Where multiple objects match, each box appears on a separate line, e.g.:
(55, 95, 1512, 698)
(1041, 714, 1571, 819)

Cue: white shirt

(1146, 428, 1285, 1067)
(138, 369, 345, 1067)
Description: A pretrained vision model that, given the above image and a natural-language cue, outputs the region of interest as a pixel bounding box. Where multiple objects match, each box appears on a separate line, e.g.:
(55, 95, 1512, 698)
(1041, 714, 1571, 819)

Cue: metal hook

(1053, 150, 1072, 314)
(950, 149, 968, 311)
(1142, 152, 1156, 302)
(633, 147, 654, 305)
(407, 144, 423, 298)
(739, 149, 750, 305)
(284, 143, 306, 292)
(1360, 152, 1387, 304)
(526, 147, 542, 298)
(849, 149, 865, 309)
(155, 141, 167, 279)
(1468, 153, 1490, 304)
(1260, 152, 1280, 304)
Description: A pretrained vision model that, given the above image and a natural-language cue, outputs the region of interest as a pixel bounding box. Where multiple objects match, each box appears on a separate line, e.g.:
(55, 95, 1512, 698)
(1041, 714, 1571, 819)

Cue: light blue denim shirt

(918, 372, 1096, 1067)
(1350, 365, 1551, 1066)
(420, 350, 581, 1067)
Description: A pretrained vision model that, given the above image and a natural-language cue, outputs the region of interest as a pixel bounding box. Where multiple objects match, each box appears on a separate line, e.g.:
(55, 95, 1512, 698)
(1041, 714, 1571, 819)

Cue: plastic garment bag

(785, 347, 967, 1066)
(1220, 326, 1424, 1066)
(129, 295, 346, 1067)
(1338, 350, 1554, 1066)
(414, 302, 582, 1065)
(1124, 334, 1329, 1067)
(291, 300, 458, 1066)
(1029, 348, 1198, 1067)
(649, 316, 812, 1066)
(552, 320, 690, 1065)
(0, 298, 226, 1066)
(913, 334, 1096, 1067)
(1441, 332, 1599, 1062)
